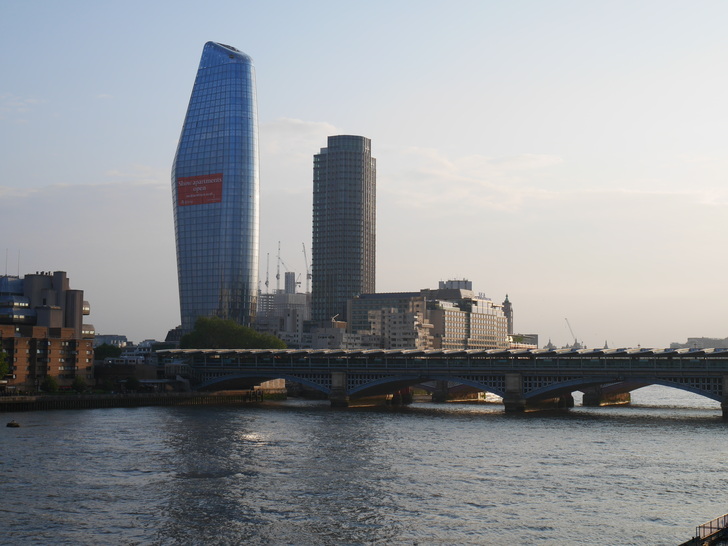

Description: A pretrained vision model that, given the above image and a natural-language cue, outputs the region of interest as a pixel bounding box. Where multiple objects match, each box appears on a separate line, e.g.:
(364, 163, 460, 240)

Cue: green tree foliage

(40, 375, 59, 393)
(94, 343, 122, 361)
(101, 379, 116, 392)
(0, 350, 9, 379)
(180, 316, 286, 350)
(71, 376, 88, 393)
(125, 377, 141, 392)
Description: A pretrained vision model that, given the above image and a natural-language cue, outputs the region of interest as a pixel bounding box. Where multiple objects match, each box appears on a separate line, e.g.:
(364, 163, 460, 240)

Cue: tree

(94, 343, 122, 362)
(71, 376, 88, 393)
(100, 379, 116, 392)
(40, 375, 59, 393)
(0, 350, 9, 379)
(124, 377, 141, 392)
(180, 316, 286, 349)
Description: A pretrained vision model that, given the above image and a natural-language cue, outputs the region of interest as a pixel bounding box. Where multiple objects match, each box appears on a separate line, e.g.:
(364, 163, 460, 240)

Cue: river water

(1, 387, 726, 545)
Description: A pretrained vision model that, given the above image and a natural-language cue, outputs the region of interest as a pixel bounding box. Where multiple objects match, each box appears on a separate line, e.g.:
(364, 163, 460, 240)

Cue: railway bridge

(157, 347, 728, 416)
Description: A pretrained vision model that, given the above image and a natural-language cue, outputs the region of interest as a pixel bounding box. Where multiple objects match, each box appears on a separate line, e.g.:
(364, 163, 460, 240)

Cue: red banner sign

(177, 174, 223, 206)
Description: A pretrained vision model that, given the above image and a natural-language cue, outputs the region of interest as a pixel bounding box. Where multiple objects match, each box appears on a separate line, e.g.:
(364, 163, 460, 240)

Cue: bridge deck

(158, 347, 728, 373)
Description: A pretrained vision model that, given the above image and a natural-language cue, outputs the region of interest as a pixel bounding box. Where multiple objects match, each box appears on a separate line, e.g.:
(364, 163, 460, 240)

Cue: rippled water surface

(1, 387, 726, 545)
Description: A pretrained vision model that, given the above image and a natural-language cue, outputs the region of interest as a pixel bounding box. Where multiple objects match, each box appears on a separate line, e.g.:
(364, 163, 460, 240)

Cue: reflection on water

(1, 387, 726, 545)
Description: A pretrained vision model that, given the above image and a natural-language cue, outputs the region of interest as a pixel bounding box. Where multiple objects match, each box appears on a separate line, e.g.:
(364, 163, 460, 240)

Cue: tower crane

(264, 253, 270, 293)
(302, 242, 312, 294)
(565, 318, 579, 349)
(275, 242, 281, 293)
(275, 241, 301, 293)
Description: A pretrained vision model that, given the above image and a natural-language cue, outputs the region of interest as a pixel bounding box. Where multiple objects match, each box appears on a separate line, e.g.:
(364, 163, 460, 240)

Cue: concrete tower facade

(311, 135, 376, 323)
(172, 42, 259, 330)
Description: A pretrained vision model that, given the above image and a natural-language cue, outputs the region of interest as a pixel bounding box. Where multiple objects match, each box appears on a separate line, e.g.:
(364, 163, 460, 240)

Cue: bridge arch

(197, 372, 331, 395)
(643, 378, 722, 402)
(347, 373, 507, 398)
(435, 375, 507, 398)
(524, 375, 722, 404)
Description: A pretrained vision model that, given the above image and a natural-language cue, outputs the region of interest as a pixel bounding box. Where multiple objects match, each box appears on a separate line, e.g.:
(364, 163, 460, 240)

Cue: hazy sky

(2, 1, 727, 347)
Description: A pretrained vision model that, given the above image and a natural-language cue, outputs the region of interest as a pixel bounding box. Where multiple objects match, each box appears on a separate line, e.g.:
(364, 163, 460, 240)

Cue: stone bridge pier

(432, 380, 450, 403)
(503, 373, 527, 413)
(582, 385, 632, 407)
(329, 371, 349, 407)
(502, 373, 574, 413)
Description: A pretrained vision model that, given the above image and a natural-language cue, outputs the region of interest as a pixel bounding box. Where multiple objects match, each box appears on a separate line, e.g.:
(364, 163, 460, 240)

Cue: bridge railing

(157, 349, 728, 374)
(697, 512, 728, 539)
(168, 356, 728, 374)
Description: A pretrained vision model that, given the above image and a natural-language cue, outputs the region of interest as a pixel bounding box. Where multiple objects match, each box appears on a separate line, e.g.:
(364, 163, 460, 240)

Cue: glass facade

(312, 135, 376, 322)
(172, 42, 259, 331)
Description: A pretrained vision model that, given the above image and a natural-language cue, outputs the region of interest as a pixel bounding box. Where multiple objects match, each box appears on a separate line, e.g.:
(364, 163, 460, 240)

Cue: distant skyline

(2, 1, 727, 347)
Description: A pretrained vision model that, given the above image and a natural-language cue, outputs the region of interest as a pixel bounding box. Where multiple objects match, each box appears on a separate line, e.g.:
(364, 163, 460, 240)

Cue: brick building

(0, 271, 94, 392)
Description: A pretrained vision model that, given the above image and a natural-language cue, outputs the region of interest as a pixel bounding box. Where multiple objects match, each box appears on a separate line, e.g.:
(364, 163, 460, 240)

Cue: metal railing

(697, 512, 728, 539)
(160, 354, 728, 374)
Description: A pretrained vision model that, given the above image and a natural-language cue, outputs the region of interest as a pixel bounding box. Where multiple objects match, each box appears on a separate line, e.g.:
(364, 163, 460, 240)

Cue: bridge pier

(582, 386, 631, 407)
(432, 380, 449, 403)
(503, 373, 526, 413)
(329, 371, 349, 408)
(721, 376, 728, 420)
(558, 393, 575, 408)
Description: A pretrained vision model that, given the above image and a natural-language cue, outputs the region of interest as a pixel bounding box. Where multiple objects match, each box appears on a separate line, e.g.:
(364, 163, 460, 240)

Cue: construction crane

(264, 253, 270, 293)
(275, 242, 281, 293)
(565, 318, 579, 348)
(302, 242, 312, 294)
(275, 241, 301, 293)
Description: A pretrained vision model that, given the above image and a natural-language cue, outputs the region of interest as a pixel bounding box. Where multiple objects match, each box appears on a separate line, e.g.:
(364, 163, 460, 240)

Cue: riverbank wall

(0, 391, 263, 412)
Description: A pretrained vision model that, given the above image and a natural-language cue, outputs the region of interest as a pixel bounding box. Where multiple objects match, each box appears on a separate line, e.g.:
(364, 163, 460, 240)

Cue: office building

(347, 280, 508, 351)
(423, 280, 508, 350)
(172, 42, 259, 331)
(255, 271, 311, 348)
(311, 135, 376, 323)
(0, 271, 95, 391)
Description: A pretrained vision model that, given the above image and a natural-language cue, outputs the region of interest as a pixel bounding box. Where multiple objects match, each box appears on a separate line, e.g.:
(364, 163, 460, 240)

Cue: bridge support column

(432, 380, 449, 403)
(503, 373, 526, 413)
(721, 376, 728, 420)
(582, 386, 631, 407)
(558, 393, 575, 408)
(329, 371, 349, 408)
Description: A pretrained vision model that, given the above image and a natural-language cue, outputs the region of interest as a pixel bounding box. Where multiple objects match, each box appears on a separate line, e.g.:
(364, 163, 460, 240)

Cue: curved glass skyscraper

(172, 42, 259, 330)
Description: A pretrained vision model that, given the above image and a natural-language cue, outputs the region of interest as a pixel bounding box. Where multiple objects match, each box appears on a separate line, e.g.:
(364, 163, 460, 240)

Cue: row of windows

(179, 124, 256, 135)
(177, 141, 256, 153)
(189, 93, 254, 105)
(177, 254, 258, 263)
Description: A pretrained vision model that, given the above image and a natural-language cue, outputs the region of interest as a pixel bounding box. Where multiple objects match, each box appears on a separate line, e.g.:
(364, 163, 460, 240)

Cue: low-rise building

(94, 334, 128, 348)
